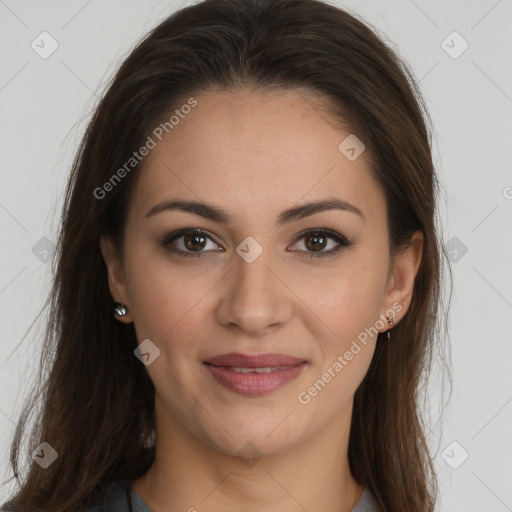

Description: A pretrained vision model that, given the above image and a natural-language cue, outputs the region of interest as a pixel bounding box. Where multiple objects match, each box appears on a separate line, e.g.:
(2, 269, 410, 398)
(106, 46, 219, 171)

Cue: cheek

(296, 271, 382, 410)
(296, 259, 386, 344)
(124, 233, 387, 357)
(124, 245, 218, 350)
(126, 263, 175, 337)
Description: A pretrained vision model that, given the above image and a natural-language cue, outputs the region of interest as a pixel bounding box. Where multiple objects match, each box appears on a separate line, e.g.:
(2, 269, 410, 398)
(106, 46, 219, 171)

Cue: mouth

(203, 353, 308, 395)
(206, 365, 297, 373)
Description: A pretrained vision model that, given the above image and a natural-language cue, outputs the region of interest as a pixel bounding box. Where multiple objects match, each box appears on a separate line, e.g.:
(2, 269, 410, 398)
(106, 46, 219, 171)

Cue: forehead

(128, 88, 384, 225)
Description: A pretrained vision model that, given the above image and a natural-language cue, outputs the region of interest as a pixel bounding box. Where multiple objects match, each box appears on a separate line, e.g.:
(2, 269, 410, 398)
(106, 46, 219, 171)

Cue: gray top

(1, 480, 378, 511)
(78, 480, 378, 511)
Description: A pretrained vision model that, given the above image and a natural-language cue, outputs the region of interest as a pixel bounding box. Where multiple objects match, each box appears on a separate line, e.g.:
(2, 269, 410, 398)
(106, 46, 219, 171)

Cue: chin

(209, 434, 296, 463)
(197, 415, 304, 461)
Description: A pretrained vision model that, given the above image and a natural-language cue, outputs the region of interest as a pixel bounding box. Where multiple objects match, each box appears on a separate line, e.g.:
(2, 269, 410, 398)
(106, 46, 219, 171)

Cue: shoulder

(81, 481, 132, 512)
(0, 481, 132, 512)
(351, 486, 379, 512)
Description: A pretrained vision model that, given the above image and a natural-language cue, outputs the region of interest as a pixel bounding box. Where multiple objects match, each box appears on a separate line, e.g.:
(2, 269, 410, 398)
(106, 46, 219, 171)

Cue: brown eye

(160, 227, 353, 259)
(289, 228, 353, 258)
(160, 228, 221, 257)
(304, 233, 329, 252)
(182, 232, 208, 251)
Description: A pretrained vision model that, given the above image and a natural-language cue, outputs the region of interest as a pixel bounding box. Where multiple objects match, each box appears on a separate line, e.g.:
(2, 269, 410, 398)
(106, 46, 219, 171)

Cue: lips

(203, 352, 308, 395)
(204, 352, 306, 368)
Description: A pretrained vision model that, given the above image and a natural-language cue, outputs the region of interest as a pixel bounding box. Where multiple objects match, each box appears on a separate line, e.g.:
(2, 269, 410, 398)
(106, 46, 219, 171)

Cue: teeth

(227, 366, 289, 373)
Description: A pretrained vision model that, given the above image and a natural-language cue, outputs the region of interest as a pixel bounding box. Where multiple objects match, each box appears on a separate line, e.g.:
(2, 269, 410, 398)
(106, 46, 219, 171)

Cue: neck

(132, 397, 364, 512)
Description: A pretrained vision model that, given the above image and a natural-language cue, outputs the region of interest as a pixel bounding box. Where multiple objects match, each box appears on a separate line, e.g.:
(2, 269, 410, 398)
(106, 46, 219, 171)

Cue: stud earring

(114, 303, 128, 318)
(387, 314, 393, 340)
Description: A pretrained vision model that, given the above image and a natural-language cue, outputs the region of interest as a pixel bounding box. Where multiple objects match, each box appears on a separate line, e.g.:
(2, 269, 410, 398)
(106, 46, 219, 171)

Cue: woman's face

(101, 88, 422, 458)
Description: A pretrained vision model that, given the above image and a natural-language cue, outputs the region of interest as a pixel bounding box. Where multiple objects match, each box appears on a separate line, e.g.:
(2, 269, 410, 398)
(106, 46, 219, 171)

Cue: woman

(1, 0, 451, 510)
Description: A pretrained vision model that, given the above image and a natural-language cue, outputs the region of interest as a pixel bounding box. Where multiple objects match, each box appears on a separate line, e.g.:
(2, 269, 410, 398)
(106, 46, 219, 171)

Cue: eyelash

(159, 227, 353, 259)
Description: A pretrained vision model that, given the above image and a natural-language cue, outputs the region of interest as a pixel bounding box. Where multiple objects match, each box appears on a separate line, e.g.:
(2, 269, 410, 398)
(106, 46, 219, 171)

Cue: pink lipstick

(203, 352, 307, 395)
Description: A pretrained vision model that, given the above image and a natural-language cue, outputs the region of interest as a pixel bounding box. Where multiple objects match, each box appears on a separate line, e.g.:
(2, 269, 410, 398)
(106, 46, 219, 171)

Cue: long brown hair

(2, 1, 452, 510)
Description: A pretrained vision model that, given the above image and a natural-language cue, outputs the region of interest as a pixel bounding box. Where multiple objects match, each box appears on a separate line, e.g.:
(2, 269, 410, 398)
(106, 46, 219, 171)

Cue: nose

(215, 246, 293, 337)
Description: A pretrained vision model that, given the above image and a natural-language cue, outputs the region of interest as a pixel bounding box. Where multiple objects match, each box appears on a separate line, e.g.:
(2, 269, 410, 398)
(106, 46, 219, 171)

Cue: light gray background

(1, 1, 511, 510)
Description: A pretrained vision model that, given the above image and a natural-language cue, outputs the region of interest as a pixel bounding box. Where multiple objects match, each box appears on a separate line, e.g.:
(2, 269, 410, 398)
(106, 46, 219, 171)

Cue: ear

(380, 230, 424, 331)
(99, 235, 133, 323)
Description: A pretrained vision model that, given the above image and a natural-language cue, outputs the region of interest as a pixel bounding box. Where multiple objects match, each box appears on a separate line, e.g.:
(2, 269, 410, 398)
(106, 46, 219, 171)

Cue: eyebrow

(145, 197, 365, 224)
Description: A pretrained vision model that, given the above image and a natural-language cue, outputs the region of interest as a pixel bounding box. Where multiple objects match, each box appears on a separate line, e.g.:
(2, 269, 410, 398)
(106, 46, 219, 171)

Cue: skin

(100, 88, 423, 512)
